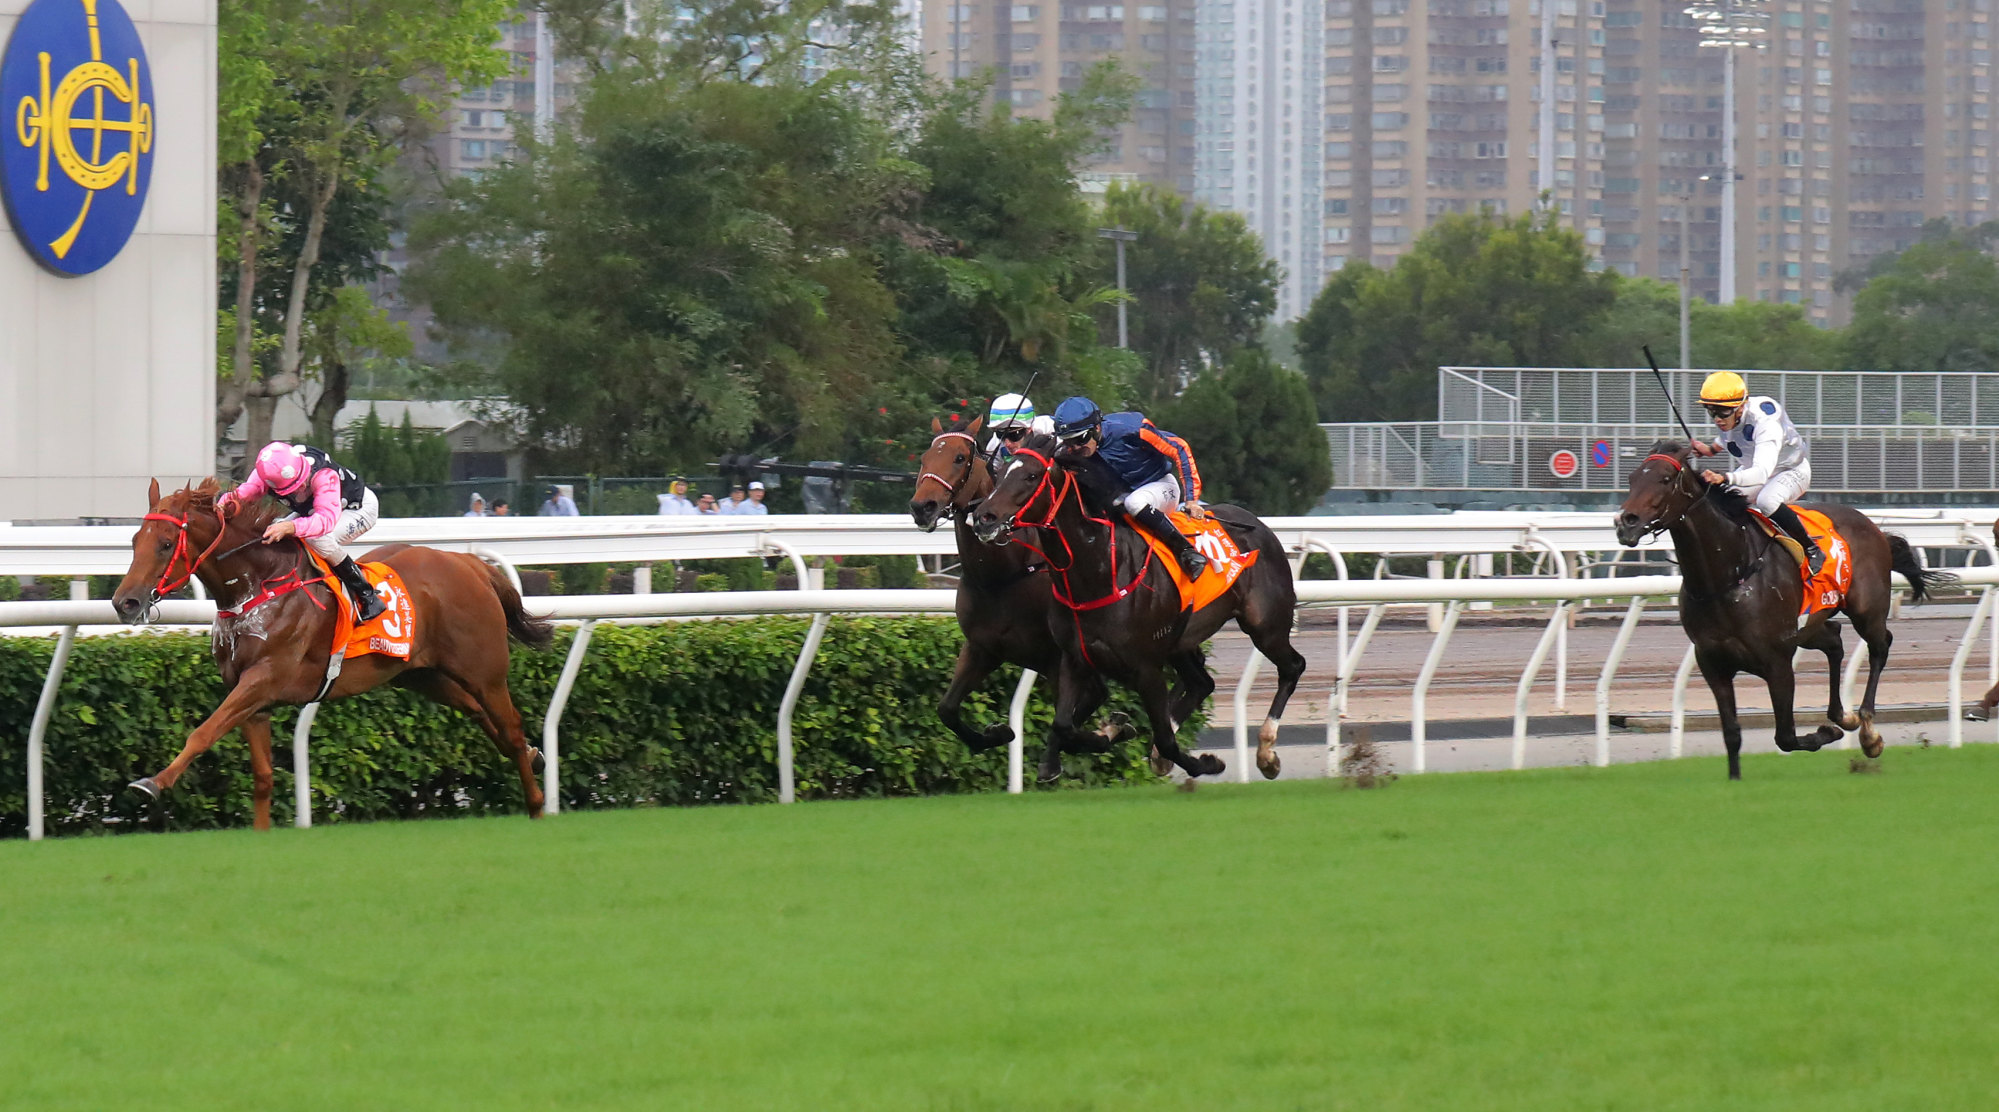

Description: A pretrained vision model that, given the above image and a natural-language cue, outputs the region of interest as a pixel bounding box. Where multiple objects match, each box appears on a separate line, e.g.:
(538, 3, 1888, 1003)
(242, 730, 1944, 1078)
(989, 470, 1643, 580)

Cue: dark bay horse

(111, 479, 555, 828)
(908, 418, 1143, 763)
(972, 432, 1306, 782)
(1615, 441, 1946, 779)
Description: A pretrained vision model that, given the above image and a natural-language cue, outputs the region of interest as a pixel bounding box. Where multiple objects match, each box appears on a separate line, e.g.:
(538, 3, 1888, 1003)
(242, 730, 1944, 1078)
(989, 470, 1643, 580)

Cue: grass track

(5, 748, 1999, 1110)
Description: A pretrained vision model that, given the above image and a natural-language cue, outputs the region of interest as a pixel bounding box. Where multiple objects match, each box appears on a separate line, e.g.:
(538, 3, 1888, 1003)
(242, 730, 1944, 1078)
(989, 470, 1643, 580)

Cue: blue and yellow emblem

(0, 0, 154, 276)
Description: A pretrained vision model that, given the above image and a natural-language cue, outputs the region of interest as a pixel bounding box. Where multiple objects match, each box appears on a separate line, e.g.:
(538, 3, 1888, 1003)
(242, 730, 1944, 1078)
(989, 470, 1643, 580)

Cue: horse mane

(168, 478, 287, 537)
(1646, 438, 1753, 519)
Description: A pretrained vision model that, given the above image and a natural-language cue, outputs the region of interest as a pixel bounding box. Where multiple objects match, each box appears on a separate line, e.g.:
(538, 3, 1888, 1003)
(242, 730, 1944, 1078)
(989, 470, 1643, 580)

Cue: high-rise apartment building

(919, 0, 1200, 192)
(1320, 0, 1993, 326)
(1193, 0, 1326, 320)
(1321, 0, 1607, 273)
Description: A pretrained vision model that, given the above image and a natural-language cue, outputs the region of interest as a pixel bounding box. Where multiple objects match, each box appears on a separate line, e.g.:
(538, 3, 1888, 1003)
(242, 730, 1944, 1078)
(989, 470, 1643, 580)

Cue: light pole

(1685, 1, 1770, 304)
(1537, 0, 1557, 215)
(1098, 226, 1138, 349)
(1679, 188, 1693, 372)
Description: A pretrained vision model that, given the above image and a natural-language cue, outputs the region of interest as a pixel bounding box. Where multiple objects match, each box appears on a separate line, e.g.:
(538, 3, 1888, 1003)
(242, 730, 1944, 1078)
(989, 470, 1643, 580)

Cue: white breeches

(297, 488, 380, 564)
(1741, 461, 1811, 515)
(1122, 473, 1182, 515)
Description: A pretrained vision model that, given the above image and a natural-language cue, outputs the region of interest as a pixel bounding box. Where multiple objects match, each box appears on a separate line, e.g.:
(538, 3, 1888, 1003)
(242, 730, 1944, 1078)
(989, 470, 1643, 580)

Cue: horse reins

(1635, 451, 1716, 539)
(143, 502, 331, 617)
(1005, 448, 1156, 614)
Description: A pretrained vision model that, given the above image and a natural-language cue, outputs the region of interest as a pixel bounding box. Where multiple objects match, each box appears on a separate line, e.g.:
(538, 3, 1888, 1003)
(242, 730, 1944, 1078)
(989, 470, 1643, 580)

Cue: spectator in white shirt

(657, 480, 695, 515)
(719, 485, 750, 514)
(739, 481, 770, 515)
(463, 492, 488, 517)
(695, 493, 720, 515)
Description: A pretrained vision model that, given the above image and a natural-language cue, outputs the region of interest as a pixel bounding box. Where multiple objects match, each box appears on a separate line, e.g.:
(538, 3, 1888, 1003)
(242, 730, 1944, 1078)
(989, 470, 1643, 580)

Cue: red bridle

(141, 505, 230, 597)
(1001, 447, 1156, 617)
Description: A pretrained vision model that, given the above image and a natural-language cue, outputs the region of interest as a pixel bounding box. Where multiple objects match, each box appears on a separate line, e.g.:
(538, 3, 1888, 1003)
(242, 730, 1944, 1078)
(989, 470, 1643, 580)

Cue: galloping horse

(973, 432, 1306, 782)
(111, 479, 555, 828)
(912, 418, 1177, 770)
(1615, 440, 1945, 779)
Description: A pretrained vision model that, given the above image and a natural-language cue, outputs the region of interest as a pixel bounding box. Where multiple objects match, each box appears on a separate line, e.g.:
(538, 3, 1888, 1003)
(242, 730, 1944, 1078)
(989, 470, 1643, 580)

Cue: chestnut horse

(1615, 440, 1946, 779)
(972, 432, 1306, 782)
(111, 479, 554, 828)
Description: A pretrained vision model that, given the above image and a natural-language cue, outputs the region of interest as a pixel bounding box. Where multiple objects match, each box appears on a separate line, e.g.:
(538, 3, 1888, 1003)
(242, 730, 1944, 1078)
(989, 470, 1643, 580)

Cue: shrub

(0, 618, 1205, 836)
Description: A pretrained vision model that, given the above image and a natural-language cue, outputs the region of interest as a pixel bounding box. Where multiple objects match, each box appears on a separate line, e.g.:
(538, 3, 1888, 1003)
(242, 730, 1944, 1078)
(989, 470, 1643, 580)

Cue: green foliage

(0, 619, 1192, 836)
(1094, 183, 1281, 403)
(1157, 349, 1332, 516)
(341, 408, 451, 516)
(1579, 277, 1841, 371)
(1843, 223, 1999, 373)
(1297, 210, 1619, 421)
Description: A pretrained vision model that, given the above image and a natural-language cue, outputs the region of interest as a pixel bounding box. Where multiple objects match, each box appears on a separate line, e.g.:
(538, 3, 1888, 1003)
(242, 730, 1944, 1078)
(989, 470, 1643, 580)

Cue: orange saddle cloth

(306, 551, 417, 659)
(1747, 506, 1854, 616)
(1139, 511, 1259, 611)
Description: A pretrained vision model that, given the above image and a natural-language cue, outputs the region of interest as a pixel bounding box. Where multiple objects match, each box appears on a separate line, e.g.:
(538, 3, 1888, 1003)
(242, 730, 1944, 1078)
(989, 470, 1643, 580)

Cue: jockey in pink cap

(220, 442, 386, 621)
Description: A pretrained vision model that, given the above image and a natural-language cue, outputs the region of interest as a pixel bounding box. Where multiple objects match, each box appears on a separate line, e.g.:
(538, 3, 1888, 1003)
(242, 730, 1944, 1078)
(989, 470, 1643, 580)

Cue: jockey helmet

(1699, 371, 1748, 407)
(986, 393, 1037, 429)
(254, 442, 312, 496)
(1053, 396, 1103, 442)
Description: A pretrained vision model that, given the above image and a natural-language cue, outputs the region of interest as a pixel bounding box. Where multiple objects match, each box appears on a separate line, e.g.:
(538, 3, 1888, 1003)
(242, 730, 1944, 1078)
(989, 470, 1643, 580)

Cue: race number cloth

(1142, 511, 1259, 611)
(1747, 506, 1853, 616)
(307, 551, 416, 659)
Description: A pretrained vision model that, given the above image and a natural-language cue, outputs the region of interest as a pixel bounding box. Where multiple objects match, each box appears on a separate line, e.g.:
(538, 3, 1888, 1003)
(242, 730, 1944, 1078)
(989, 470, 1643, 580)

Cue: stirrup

(1804, 546, 1825, 576)
(1175, 546, 1210, 578)
(350, 585, 386, 622)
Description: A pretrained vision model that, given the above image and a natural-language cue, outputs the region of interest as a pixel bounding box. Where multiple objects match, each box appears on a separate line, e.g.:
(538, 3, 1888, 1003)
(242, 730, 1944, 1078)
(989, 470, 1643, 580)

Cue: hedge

(0, 618, 1204, 837)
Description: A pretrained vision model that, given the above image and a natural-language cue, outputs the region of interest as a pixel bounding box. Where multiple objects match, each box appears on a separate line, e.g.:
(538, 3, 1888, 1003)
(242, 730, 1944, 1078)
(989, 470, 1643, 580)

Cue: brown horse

(972, 432, 1306, 782)
(111, 479, 555, 828)
(1615, 440, 1946, 779)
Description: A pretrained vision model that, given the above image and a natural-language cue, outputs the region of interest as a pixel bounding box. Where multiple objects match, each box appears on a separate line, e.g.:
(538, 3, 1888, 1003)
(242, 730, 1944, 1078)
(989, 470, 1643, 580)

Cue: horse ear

(931, 416, 942, 434)
(147, 478, 160, 508)
(968, 415, 984, 435)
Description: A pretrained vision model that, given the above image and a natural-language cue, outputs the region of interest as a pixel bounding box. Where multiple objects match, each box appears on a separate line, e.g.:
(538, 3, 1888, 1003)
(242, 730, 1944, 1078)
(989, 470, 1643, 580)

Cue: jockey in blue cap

(1050, 396, 1211, 578)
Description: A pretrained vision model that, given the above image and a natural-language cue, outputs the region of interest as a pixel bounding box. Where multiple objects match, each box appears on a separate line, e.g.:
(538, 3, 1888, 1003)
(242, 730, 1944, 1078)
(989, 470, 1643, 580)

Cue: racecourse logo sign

(0, 0, 154, 276)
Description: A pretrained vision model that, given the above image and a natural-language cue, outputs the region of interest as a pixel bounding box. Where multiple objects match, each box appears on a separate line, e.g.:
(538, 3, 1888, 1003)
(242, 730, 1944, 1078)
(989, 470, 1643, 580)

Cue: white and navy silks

(981, 415, 1056, 463)
(1712, 396, 1810, 515)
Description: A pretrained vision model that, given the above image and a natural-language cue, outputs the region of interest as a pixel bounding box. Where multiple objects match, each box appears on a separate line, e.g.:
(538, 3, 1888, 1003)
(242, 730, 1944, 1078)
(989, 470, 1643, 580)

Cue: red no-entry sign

(1548, 449, 1580, 479)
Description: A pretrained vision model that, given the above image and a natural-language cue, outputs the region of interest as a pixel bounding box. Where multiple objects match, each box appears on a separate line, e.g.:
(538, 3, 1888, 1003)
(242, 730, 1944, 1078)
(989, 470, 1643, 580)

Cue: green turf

(4, 748, 1999, 1110)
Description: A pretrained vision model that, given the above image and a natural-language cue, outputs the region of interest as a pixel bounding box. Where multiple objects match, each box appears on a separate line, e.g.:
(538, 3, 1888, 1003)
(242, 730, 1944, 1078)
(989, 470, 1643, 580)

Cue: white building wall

(1193, 0, 1322, 322)
(0, 0, 216, 523)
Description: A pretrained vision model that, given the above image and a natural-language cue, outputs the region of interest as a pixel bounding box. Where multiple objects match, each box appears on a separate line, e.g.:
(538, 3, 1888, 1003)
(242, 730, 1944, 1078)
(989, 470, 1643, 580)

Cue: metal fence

(1440, 367, 1999, 429)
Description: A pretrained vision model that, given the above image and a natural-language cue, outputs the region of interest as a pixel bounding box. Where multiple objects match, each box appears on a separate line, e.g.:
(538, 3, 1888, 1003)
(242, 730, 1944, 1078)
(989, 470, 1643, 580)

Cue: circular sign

(1548, 449, 1580, 479)
(1590, 440, 1613, 467)
(0, 0, 156, 277)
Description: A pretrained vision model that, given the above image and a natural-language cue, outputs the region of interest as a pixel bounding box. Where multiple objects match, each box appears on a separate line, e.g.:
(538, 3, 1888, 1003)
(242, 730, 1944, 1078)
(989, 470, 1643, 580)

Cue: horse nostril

(1618, 512, 1639, 525)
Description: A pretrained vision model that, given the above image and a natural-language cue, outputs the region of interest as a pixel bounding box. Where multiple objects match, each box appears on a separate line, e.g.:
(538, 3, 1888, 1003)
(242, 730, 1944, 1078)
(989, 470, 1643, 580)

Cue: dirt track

(1205, 604, 1994, 728)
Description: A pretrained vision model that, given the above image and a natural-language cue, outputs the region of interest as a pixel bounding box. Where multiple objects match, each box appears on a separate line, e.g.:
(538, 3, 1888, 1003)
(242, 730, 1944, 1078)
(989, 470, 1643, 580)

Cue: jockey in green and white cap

(983, 393, 1054, 461)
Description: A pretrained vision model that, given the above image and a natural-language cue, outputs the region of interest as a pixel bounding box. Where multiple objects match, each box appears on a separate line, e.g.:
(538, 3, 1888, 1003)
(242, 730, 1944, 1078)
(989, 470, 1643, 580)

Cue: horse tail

(1887, 533, 1954, 602)
(484, 560, 556, 649)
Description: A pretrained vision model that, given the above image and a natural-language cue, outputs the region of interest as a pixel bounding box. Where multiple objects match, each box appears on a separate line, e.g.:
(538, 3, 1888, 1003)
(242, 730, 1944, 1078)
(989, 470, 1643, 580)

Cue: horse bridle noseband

(141, 505, 231, 602)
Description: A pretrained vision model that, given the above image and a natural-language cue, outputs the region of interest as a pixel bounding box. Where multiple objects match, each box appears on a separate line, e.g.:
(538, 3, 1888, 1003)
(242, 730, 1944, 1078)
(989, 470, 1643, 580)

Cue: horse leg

(1696, 653, 1745, 781)
(132, 671, 281, 798)
(939, 642, 1009, 751)
(1129, 664, 1224, 779)
(1038, 655, 1097, 784)
(407, 669, 547, 818)
(1239, 617, 1307, 782)
(1797, 620, 1847, 750)
(1846, 612, 1893, 758)
(243, 712, 275, 832)
(1167, 648, 1214, 727)
(1766, 654, 1814, 753)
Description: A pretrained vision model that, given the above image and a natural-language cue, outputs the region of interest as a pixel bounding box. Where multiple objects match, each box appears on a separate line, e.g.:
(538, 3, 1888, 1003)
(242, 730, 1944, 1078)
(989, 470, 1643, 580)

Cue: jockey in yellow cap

(1691, 371, 1821, 574)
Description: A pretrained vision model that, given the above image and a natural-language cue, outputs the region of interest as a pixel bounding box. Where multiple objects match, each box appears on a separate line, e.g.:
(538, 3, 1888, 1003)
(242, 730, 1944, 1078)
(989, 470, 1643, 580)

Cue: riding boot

(334, 556, 387, 622)
(1131, 504, 1210, 578)
(1767, 504, 1825, 576)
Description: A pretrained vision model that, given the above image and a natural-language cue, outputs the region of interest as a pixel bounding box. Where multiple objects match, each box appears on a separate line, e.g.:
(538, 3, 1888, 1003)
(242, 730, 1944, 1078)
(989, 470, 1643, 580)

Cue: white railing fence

(11, 565, 1999, 841)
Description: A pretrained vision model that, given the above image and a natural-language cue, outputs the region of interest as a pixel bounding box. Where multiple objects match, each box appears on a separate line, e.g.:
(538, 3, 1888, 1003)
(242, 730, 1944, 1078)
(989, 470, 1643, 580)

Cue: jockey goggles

(997, 426, 1030, 443)
(1702, 402, 1742, 420)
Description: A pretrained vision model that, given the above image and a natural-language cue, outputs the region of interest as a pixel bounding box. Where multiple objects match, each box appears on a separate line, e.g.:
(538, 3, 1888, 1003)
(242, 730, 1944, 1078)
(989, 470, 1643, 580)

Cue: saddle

(1140, 510, 1259, 611)
(1745, 506, 1854, 616)
(305, 550, 417, 661)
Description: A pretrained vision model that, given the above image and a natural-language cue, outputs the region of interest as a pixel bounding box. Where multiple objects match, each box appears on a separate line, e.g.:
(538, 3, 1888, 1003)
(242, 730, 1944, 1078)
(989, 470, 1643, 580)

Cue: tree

(1156, 349, 1332, 516)
(1844, 225, 1999, 373)
(1578, 277, 1842, 371)
(1295, 210, 1618, 421)
(1094, 183, 1280, 403)
(215, 0, 511, 467)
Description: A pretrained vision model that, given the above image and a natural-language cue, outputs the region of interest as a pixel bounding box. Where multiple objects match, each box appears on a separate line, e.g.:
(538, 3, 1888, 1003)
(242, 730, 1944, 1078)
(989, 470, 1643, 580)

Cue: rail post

(1411, 601, 1465, 773)
(1008, 670, 1035, 794)
(24, 580, 86, 841)
(1518, 529, 1571, 710)
(1669, 642, 1698, 759)
(1510, 601, 1570, 770)
(1595, 596, 1647, 767)
(1328, 604, 1387, 776)
(292, 703, 318, 828)
(1949, 587, 1993, 749)
(542, 619, 598, 815)
(778, 613, 831, 803)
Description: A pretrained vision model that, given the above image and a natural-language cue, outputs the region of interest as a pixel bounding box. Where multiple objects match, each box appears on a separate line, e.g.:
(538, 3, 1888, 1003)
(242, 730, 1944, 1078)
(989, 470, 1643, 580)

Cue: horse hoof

(1197, 753, 1226, 777)
(1966, 707, 1991, 724)
(127, 777, 161, 801)
(980, 724, 1015, 748)
(1861, 732, 1884, 760)
(1257, 753, 1281, 780)
(1148, 745, 1175, 778)
(1840, 711, 1863, 730)
(529, 747, 547, 775)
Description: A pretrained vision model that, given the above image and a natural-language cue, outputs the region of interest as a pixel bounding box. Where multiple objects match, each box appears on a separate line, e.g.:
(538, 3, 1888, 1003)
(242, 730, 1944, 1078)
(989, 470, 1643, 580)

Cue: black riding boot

(1767, 504, 1824, 576)
(1131, 504, 1210, 579)
(333, 556, 387, 622)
